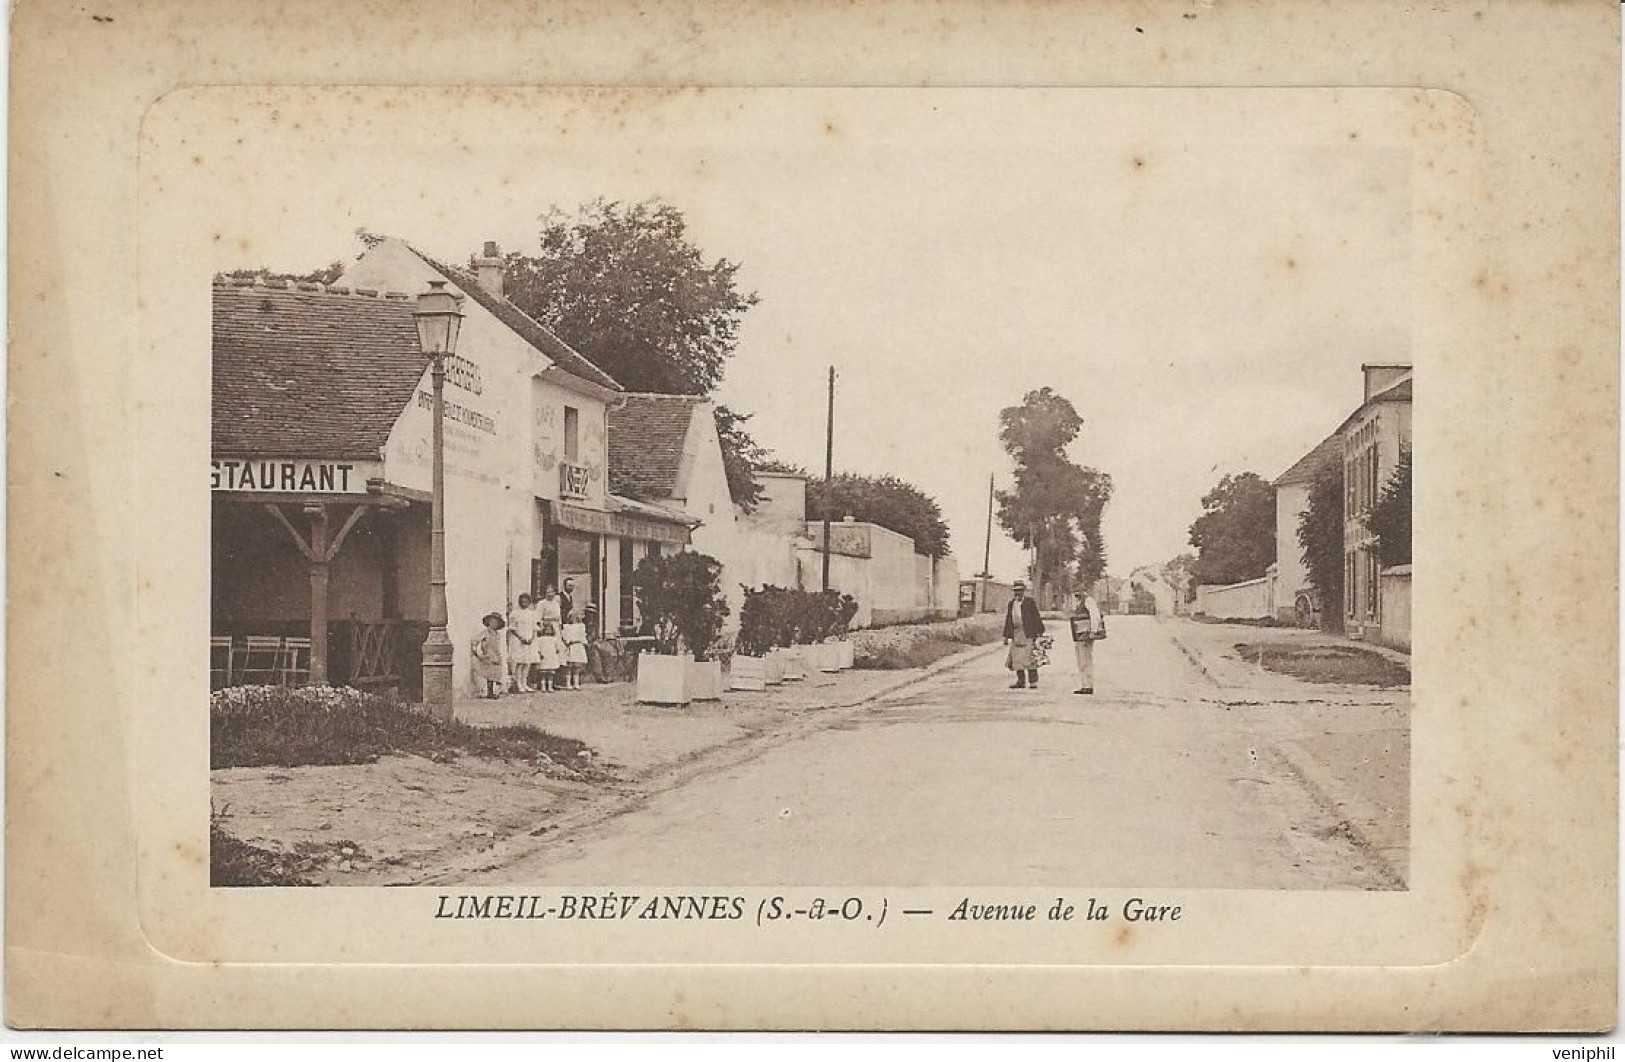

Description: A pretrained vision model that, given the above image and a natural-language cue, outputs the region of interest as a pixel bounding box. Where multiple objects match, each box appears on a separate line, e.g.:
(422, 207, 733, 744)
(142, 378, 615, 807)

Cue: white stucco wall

(1194, 577, 1273, 620)
(799, 520, 939, 626)
(668, 402, 750, 629)
(1273, 481, 1312, 619)
(1379, 565, 1412, 652)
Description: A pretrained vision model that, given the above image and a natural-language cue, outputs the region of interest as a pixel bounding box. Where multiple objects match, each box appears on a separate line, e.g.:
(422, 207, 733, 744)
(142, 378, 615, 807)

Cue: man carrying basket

(1069, 589, 1105, 695)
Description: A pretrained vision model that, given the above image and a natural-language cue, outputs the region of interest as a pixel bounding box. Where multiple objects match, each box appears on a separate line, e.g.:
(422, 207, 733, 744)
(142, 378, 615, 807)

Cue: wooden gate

(348, 620, 401, 687)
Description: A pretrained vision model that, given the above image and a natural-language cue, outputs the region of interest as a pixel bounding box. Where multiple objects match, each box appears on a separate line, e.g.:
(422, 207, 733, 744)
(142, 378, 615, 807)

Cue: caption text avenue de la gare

(431, 893, 1185, 925)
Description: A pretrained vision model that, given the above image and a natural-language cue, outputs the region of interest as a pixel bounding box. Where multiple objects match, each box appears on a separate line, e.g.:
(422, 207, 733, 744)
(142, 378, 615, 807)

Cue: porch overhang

(553, 497, 695, 546)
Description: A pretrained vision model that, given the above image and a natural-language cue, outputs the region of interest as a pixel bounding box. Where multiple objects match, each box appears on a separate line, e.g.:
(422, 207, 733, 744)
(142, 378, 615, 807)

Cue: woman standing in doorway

(507, 593, 540, 693)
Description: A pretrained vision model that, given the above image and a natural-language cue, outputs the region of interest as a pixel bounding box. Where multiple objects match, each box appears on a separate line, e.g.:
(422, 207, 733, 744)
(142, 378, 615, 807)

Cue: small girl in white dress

(507, 593, 540, 693)
(534, 586, 564, 692)
(560, 619, 588, 691)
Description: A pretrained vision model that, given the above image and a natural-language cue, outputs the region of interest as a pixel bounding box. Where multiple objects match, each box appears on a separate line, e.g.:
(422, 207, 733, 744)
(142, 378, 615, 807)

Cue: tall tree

(503, 199, 758, 395)
(1188, 472, 1276, 585)
(807, 472, 951, 558)
(994, 388, 1113, 599)
(711, 405, 768, 513)
(1161, 552, 1198, 605)
(498, 199, 768, 505)
(1297, 462, 1345, 630)
(1367, 446, 1412, 568)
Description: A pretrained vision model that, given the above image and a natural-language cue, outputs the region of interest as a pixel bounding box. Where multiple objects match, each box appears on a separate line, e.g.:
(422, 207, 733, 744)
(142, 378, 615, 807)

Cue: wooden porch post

(304, 504, 330, 685)
(263, 501, 373, 687)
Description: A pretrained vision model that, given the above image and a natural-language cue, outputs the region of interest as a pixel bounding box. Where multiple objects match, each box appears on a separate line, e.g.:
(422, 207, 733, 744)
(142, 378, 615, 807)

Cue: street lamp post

(414, 280, 464, 722)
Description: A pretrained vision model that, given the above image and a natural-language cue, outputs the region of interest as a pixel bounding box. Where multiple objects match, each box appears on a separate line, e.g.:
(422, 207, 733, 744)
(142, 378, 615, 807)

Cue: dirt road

(468, 615, 1408, 889)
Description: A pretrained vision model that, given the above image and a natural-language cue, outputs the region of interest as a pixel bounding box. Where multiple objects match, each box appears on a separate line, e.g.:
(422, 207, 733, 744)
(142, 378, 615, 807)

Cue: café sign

(559, 461, 592, 499)
(212, 458, 380, 494)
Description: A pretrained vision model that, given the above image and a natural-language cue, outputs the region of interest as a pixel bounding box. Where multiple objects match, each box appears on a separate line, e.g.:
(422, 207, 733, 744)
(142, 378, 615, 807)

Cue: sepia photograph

(9, 0, 1615, 1034)
(204, 88, 1413, 891)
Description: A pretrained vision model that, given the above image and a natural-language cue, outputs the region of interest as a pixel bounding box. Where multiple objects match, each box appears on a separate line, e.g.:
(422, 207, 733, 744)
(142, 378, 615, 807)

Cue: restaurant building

(211, 237, 694, 695)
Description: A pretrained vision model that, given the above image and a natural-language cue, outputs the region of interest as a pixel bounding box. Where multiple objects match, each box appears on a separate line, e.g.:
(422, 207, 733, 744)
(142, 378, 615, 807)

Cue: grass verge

(1233, 642, 1410, 686)
(211, 685, 591, 769)
(210, 818, 315, 887)
(851, 614, 1004, 670)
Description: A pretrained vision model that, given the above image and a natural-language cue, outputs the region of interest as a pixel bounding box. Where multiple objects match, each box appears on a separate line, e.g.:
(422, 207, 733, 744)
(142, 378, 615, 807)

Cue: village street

(456, 616, 1409, 889)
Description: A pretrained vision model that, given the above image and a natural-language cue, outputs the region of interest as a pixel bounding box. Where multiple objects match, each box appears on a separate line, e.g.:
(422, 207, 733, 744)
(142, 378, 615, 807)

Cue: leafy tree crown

(1367, 446, 1412, 568)
(1187, 471, 1276, 585)
(497, 199, 771, 508)
(807, 472, 951, 558)
(995, 388, 1113, 595)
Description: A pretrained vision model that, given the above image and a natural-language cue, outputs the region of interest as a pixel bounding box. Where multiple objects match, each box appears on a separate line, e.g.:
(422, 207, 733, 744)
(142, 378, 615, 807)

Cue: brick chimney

(475, 240, 503, 298)
(1361, 363, 1411, 401)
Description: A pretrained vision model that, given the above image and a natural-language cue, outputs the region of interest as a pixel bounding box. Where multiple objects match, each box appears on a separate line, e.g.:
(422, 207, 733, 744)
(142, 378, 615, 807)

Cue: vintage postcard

(7, 0, 1617, 1032)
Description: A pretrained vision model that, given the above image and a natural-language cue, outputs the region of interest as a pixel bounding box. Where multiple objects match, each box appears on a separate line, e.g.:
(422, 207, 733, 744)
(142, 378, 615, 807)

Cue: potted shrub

(777, 643, 806, 681)
(799, 589, 844, 672)
(728, 653, 767, 691)
(689, 655, 725, 701)
(733, 586, 771, 682)
(741, 585, 813, 684)
(732, 585, 777, 690)
(834, 593, 859, 668)
(631, 551, 729, 706)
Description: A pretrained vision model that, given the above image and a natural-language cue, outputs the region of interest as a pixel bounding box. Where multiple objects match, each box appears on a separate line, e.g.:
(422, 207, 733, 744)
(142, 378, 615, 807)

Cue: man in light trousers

(1069, 590, 1104, 695)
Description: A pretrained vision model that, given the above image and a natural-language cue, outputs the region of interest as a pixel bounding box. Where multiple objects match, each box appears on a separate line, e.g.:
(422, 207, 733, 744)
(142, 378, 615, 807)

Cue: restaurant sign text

(212, 458, 380, 494)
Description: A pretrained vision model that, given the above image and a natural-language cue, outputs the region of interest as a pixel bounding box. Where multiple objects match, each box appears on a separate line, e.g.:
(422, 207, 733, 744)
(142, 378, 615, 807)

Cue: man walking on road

(1069, 589, 1104, 695)
(1003, 580, 1045, 689)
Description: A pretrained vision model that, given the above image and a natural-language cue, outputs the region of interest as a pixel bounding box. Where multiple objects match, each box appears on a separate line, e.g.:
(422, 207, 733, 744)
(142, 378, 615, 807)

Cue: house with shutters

(1338, 364, 1412, 647)
(1263, 362, 1412, 643)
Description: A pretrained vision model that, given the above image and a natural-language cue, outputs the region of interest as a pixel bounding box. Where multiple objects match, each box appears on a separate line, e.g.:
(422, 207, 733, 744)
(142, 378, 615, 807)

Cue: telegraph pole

(1030, 522, 1040, 607)
(980, 473, 994, 611)
(821, 366, 835, 592)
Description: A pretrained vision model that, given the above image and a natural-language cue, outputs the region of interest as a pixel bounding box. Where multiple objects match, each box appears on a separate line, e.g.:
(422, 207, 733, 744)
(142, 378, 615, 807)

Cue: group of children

(470, 586, 591, 698)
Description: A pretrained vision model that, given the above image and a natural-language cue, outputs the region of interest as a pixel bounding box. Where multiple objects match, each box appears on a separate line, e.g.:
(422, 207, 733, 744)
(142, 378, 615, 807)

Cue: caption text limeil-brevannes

(431, 893, 1183, 926)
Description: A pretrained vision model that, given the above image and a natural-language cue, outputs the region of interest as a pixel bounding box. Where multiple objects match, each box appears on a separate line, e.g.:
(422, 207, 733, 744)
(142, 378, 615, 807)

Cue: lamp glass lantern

(414, 279, 463, 357)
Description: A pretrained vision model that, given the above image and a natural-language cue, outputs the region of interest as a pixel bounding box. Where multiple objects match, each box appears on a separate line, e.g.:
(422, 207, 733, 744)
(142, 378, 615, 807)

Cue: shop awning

(553, 498, 695, 546)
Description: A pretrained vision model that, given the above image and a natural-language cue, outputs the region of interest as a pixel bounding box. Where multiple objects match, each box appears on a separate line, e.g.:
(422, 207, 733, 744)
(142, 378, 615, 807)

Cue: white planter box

(728, 655, 767, 691)
(836, 640, 855, 669)
(814, 642, 843, 672)
(780, 646, 806, 681)
(764, 651, 786, 685)
(688, 658, 724, 700)
(637, 652, 692, 705)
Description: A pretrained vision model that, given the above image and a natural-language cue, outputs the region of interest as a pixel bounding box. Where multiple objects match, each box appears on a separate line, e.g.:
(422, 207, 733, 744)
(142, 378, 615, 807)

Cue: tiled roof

(607, 492, 701, 528)
(1273, 433, 1342, 487)
(607, 393, 705, 501)
(1371, 377, 1412, 403)
(408, 248, 622, 392)
(212, 277, 426, 460)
